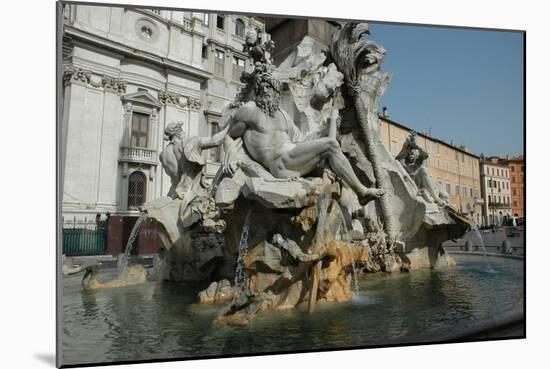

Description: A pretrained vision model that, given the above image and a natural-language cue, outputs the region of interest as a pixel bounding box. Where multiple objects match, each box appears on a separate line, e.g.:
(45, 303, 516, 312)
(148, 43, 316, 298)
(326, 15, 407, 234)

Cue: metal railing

(62, 218, 107, 256)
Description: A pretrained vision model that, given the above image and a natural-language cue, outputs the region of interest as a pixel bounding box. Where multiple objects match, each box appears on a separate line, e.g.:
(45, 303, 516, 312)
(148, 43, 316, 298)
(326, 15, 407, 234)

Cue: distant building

(492, 155, 524, 218)
(61, 4, 264, 223)
(480, 156, 513, 226)
(379, 116, 483, 224)
(507, 156, 525, 218)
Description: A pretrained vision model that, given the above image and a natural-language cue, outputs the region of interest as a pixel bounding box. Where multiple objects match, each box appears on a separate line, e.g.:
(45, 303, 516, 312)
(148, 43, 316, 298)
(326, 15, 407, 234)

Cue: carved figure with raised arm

(395, 131, 448, 206)
(159, 121, 229, 226)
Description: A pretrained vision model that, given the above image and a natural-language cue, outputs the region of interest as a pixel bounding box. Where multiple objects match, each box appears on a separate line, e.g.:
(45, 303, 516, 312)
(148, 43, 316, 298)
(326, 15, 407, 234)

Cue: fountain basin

(61, 254, 524, 366)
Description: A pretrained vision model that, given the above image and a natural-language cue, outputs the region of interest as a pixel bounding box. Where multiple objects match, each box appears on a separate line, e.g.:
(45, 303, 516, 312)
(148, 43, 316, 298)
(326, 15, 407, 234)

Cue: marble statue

(217, 67, 384, 201)
(105, 21, 472, 324)
(135, 123, 230, 283)
(330, 22, 397, 245)
(159, 121, 229, 226)
(395, 131, 449, 206)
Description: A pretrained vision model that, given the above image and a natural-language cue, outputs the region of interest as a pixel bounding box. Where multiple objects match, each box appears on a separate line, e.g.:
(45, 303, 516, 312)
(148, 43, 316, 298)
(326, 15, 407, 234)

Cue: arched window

(235, 18, 245, 37)
(128, 171, 147, 208)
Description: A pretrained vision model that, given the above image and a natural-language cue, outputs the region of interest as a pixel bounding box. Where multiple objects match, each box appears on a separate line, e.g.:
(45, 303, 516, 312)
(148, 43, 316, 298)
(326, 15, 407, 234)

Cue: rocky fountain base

(190, 171, 384, 325)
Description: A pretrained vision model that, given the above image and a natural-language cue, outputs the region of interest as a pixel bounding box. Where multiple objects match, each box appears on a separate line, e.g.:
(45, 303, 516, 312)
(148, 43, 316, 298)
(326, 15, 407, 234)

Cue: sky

(367, 22, 524, 157)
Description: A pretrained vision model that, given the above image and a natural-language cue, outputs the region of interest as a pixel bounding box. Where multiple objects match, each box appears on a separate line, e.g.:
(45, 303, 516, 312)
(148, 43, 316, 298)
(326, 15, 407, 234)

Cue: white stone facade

(480, 159, 513, 226)
(60, 4, 265, 221)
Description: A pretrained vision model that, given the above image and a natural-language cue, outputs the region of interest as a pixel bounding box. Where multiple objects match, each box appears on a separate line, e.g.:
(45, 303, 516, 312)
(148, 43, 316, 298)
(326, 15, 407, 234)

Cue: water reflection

(62, 255, 524, 366)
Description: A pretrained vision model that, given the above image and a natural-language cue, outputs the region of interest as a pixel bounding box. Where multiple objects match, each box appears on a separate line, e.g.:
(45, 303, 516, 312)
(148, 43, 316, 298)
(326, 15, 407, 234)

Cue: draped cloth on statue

(174, 136, 209, 228)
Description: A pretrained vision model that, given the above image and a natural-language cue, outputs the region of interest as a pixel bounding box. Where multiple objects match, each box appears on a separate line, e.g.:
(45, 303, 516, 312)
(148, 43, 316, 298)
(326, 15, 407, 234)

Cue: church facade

(60, 4, 265, 224)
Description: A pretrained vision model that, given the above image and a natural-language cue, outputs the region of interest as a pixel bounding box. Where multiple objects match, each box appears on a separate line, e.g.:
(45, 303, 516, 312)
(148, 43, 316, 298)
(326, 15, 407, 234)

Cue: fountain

(60, 20, 525, 368)
(117, 213, 146, 273)
(90, 21, 470, 324)
(80, 214, 149, 290)
(470, 224, 497, 273)
(234, 208, 252, 289)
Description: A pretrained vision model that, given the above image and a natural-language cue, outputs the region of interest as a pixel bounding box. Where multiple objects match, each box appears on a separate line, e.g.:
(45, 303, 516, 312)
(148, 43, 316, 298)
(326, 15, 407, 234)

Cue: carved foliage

(186, 97, 201, 110)
(63, 66, 127, 94)
(63, 66, 91, 86)
(158, 90, 181, 105)
(101, 76, 127, 94)
(159, 90, 202, 110)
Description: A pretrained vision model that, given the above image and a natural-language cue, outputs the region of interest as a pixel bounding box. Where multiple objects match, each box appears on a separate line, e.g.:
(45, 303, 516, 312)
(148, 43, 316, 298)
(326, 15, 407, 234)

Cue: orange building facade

(379, 116, 483, 225)
(506, 156, 525, 218)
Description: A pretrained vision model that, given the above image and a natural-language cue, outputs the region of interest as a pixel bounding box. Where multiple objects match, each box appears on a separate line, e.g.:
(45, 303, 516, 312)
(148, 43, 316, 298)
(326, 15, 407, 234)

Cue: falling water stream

(471, 224, 496, 273)
(234, 209, 252, 288)
(117, 214, 146, 273)
(347, 242, 360, 297)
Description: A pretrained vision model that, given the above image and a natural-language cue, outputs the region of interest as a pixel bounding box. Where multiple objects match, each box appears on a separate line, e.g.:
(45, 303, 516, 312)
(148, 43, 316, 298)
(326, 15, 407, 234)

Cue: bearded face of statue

(255, 79, 280, 117)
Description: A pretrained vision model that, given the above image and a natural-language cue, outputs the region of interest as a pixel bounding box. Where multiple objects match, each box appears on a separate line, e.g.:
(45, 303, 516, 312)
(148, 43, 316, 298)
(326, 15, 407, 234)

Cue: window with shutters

(131, 112, 149, 148)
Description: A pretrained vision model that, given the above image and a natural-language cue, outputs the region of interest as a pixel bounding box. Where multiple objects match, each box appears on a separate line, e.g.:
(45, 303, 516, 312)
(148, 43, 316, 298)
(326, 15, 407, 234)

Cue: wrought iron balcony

(120, 146, 158, 165)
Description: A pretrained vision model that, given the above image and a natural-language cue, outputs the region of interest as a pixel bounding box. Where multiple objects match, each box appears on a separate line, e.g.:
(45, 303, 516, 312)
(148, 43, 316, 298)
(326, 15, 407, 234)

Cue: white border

(3, 0, 546, 368)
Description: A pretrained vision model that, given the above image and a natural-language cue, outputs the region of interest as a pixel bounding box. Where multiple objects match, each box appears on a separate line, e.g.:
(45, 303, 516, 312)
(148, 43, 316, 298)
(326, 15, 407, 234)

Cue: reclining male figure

(218, 72, 384, 201)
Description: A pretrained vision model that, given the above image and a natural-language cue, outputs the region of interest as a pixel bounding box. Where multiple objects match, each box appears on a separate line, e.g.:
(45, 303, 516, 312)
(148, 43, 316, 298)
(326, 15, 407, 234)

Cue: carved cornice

(187, 97, 201, 110)
(63, 66, 127, 94)
(101, 75, 127, 94)
(63, 66, 90, 86)
(158, 90, 181, 105)
(158, 89, 202, 110)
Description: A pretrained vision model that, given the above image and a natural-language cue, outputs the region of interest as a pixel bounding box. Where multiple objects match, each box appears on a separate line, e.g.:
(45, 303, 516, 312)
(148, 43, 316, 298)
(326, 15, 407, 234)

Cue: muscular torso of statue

(235, 103, 296, 166)
(222, 101, 384, 199)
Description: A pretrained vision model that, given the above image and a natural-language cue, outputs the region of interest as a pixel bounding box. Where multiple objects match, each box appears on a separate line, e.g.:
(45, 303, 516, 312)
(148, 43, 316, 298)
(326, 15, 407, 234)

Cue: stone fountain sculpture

(144, 121, 230, 282)
(142, 22, 470, 325)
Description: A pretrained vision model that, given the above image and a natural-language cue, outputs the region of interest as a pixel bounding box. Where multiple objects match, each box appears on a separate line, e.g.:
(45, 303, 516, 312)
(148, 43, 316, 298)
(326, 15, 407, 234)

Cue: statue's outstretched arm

(218, 106, 236, 130)
(220, 102, 258, 139)
(200, 124, 231, 149)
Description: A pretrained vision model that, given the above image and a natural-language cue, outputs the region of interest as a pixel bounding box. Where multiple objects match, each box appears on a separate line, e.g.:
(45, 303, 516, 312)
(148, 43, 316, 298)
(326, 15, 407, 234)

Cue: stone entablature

(158, 89, 201, 110)
(63, 66, 127, 94)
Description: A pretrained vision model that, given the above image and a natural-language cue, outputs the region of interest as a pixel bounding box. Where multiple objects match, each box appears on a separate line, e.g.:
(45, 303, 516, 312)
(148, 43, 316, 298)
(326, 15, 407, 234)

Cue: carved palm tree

(330, 22, 396, 247)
